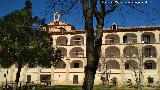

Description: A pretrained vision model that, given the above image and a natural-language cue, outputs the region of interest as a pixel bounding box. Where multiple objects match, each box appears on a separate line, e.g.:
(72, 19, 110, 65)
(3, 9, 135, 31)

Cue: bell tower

(54, 12, 61, 22)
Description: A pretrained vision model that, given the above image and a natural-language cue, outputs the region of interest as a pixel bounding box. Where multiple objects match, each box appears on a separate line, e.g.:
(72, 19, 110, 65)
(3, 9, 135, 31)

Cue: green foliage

(0, 1, 54, 68)
(147, 75, 154, 85)
(110, 77, 118, 87)
(125, 79, 133, 88)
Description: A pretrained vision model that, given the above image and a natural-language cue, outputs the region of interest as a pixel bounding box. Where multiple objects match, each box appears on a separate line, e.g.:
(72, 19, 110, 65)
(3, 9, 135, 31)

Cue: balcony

(70, 35, 84, 46)
(142, 32, 155, 44)
(123, 33, 137, 44)
(56, 36, 68, 46)
(123, 46, 138, 58)
(144, 60, 156, 70)
(125, 60, 138, 70)
(105, 46, 120, 58)
(70, 40, 83, 46)
(143, 45, 157, 58)
(57, 47, 67, 57)
(70, 47, 84, 58)
(70, 60, 83, 68)
(105, 34, 120, 45)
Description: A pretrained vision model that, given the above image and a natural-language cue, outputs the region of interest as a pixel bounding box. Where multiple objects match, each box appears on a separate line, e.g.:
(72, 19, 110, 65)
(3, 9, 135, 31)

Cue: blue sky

(0, 0, 160, 29)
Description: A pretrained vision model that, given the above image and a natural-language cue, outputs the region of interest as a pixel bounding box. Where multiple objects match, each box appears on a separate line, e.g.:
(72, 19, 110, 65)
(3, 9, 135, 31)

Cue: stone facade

(0, 13, 160, 86)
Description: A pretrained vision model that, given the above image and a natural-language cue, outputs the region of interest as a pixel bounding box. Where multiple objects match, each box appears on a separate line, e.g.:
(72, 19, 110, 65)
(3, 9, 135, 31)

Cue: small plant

(125, 79, 132, 87)
(147, 75, 154, 87)
(110, 77, 118, 87)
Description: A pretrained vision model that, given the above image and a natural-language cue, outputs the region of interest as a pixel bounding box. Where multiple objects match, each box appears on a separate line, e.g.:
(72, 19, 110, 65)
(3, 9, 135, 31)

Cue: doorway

(73, 75, 78, 84)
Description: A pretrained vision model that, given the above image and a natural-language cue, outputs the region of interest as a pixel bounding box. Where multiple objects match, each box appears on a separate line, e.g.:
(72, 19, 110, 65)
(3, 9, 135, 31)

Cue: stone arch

(106, 60, 120, 69)
(105, 46, 120, 58)
(70, 35, 84, 46)
(143, 45, 157, 58)
(144, 60, 156, 69)
(70, 60, 83, 68)
(125, 60, 138, 70)
(141, 32, 155, 43)
(56, 36, 68, 46)
(123, 46, 138, 58)
(55, 60, 66, 69)
(123, 33, 137, 43)
(70, 47, 84, 58)
(105, 34, 120, 44)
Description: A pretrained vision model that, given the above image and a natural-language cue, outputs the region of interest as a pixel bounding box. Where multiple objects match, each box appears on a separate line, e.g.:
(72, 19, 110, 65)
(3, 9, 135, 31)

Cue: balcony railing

(105, 39, 119, 45)
(71, 40, 83, 46)
(70, 52, 84, 58)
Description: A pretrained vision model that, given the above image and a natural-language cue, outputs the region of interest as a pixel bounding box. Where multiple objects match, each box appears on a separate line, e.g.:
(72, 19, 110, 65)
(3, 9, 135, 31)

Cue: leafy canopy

(0, 6, 54, 68)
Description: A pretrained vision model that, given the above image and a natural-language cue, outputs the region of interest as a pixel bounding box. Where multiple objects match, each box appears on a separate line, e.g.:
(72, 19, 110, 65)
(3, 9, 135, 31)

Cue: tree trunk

(82, 17, 95, 90)
(13, 63, 22, 90)
(82, 17, 104, 90)
(81, 0, 104, 89)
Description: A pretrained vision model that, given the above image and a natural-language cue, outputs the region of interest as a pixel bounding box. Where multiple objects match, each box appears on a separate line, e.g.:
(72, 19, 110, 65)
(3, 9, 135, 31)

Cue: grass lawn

(1, 85, 160, 90)
(38, 85, 160, 90)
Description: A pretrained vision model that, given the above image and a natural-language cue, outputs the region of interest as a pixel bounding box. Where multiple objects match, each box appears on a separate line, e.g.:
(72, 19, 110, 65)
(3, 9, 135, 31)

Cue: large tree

(0, 0, 56, 89)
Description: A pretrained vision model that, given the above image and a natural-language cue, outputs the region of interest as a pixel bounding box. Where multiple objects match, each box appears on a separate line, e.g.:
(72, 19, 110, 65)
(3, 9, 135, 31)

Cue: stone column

(84, 34, 86, 45)
(155, 30, 159, 43)
(23, 65, 28, 83)
(66, 59, 70, 85)
(51, 66, 55, 86)
(67, 35, 71, 45)
(137, 31, 142, 43)
(120, 55, 125, 86)
(120, 33, 124, 43)
(9, 65, 14, 82)
(52, 36, 57, 45)
(102, 34, 105, 44)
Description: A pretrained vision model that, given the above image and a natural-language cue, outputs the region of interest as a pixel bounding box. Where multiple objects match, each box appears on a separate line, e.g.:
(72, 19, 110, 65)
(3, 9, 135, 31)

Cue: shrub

(110, 77, 118, 87)
(125, 79, 132, 87)
(147, 75, 154, 87)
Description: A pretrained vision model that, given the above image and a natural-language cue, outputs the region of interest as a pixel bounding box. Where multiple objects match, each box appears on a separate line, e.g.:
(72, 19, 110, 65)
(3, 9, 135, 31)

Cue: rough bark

(13, 63, 22, 90)
(82, 0, 104, 90)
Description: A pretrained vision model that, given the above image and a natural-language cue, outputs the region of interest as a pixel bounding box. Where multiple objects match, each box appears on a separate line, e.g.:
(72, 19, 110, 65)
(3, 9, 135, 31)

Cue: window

(73, 75, 78, 84)
(110, 38, 115, 44)
(145, 63, 153, 69)
(125, 63, 129, 70)
(4, 74, 6, 78)
(145, 48, 151, 57)
(75, 38, 81, 45)
(40, 75, 51, 85)
(123, 36, 127, 43)
(74, 63, 79, 68)
(27, 75, 31, 82)
(143, 35, 150, 43)
(75, 51, 79, 57)
(111, 24, 117, 30)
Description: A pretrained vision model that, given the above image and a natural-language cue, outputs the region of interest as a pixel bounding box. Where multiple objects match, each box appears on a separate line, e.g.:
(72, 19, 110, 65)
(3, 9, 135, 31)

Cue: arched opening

(123, 46, 138, 58)
(123, 33, 137, 43)
(56, 36, 68, 46)
(143, 45, 157, 58)
(105, 34, 120, 45)
(142, 32, 155, 43)
(105, 46, 120, 58)
(55, 61, 66, 69)
(144, 60, 156, 69)
(106, 60, 120, 69)
(70, 60, 83, 68)
(125, 60, 138, 70)
(57, 47, 67, 57)
(70, 47, 84, 58)
(70, 35, 84, 46)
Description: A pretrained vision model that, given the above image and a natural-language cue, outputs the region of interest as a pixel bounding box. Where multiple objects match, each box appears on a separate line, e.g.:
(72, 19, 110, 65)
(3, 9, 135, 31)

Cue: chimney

(111, 23, 118, 30)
